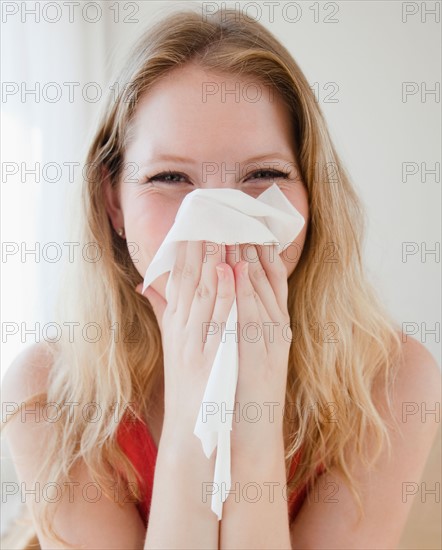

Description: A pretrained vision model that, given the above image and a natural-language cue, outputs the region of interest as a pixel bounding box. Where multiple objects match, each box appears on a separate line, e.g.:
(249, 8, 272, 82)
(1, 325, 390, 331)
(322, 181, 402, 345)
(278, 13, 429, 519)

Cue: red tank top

(116, 415, 325, 526)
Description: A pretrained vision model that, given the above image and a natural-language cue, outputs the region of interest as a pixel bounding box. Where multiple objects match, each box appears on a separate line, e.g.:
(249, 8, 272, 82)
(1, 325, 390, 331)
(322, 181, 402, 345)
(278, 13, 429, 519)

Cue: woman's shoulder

(372, 332, 440, 443)
(2, 344, 148, 547)
(392, 333, 440, 401)
(2, 342, 55, 413)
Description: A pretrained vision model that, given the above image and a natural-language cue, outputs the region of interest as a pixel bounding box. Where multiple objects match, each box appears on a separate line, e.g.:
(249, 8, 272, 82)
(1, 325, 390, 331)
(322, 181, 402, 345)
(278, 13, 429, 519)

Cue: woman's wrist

(231, 429, 286, 468)
(158, 416, 209, 464)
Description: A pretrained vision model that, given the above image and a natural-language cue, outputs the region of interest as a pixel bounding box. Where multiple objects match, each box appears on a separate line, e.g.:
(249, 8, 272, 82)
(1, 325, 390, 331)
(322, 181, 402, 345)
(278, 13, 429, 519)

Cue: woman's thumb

(135, 283, 167, 326)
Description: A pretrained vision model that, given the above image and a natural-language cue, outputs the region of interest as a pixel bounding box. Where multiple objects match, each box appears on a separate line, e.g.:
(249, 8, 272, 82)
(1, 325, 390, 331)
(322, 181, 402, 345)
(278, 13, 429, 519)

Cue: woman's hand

(136, 241, 291, 459)
(136, 241, 236, 447)
(225, 244, 292, 458)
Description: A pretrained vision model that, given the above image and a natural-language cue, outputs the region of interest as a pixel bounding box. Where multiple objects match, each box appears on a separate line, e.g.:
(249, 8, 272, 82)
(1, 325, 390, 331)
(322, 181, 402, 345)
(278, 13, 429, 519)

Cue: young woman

(2, 7, 440, 549)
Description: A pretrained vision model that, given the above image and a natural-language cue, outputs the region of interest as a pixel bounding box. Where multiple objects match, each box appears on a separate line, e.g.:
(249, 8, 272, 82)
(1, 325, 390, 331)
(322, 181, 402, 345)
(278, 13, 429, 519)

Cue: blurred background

(1, 1, 440, 547)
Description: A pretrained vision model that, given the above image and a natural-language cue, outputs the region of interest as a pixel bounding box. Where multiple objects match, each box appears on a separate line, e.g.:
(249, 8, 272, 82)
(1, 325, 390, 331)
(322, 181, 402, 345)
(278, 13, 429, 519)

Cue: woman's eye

(143, 169, 290, 185)
(144, 171, 189, 184)
(246, 170, 290, 181)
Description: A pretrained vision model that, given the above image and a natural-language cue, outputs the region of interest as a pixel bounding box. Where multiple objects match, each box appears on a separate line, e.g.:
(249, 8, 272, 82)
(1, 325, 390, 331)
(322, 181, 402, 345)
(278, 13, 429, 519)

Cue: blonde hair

(2, 6, 404, 547)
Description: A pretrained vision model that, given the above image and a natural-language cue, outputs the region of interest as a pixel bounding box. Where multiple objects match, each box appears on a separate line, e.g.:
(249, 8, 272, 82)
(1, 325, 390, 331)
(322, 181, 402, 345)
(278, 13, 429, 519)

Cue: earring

(117, 227, 125, 238)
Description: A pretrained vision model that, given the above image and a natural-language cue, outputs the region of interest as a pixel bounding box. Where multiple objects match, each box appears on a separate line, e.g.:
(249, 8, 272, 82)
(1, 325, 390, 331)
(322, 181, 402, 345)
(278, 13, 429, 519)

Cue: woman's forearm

(144, 425, 219, 549)
(220, 435, 292, 549)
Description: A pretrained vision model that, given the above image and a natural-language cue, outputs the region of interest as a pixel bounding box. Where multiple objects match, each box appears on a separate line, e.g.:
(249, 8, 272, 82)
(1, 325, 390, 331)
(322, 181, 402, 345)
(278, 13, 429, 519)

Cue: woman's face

(104, 63, 309, 299)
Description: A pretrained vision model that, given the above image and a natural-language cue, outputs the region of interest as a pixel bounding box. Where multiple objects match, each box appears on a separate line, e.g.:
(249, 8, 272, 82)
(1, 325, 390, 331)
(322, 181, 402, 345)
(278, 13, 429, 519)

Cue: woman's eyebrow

(143, 152, 295, 165)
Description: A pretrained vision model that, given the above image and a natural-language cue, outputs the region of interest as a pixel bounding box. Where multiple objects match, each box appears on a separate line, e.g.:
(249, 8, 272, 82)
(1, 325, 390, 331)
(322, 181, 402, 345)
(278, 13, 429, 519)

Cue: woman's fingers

(173, 241, 205, 321)
(203, 259, 236, 358)
(166, 240, 188, 313)
(142, 240, 288, 356)
(244, 244, 285, 324)
(234, 260, 267, 359)
(187, 242, 223, 341)
(255, 244, 289, 317)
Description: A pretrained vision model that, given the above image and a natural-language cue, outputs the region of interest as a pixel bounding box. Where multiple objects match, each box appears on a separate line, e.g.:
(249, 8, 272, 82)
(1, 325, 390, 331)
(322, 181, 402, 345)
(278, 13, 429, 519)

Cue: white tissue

(142, 183, 305, 520)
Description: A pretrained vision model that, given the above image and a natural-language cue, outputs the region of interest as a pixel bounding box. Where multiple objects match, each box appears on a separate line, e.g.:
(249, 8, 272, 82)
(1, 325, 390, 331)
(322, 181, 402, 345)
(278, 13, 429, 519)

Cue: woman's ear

(102, 166, 124, 231)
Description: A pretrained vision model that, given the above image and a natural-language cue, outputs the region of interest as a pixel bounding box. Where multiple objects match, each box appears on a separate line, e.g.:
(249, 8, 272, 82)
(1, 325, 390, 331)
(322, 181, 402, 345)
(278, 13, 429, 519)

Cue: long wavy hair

(2, 6, 404, 547)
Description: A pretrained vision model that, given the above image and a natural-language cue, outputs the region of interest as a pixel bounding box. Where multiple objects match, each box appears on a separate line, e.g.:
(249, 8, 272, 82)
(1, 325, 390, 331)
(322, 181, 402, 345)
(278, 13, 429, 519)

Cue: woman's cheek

(281, 234, 306, 277)
(132, 230, 167, 279)
(125, 196, 179, 289)
(279, 186, 309, 277)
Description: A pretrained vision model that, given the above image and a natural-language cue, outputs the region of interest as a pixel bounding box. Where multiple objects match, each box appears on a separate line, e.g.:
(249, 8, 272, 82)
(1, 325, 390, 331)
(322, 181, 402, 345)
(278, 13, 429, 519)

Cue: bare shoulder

(2, 345, 147, 547)
(2, 342, 55, 408)
(1, 341, 56, 443)
(290, 333, 440, 548)
(389, 333, 441, 408)
(373, 332, 441, 447)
